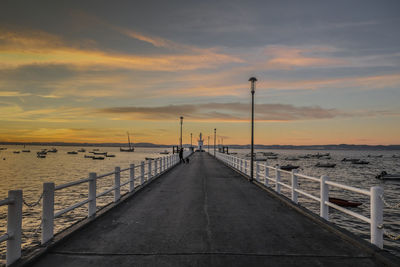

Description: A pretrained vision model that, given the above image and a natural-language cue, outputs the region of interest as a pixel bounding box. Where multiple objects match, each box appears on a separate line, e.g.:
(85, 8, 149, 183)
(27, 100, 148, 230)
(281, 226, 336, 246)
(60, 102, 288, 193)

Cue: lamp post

(191, 133, 192, 148)
(208, 136, 210, 152)
(214, 128, 216, 157)
(180, 116, 184, 149)
(249, 77, 257, 182)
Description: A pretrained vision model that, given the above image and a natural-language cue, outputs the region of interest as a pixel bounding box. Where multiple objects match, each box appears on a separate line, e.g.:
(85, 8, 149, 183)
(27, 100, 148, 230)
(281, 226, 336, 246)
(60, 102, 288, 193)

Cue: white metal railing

(213, 151, 384, 249)
(1, 149, 192, 266)
(0, 190, 22, 266)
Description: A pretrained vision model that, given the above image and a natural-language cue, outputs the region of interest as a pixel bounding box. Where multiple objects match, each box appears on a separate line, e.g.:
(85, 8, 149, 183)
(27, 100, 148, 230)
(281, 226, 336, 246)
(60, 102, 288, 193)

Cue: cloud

(98, 102, 345, 122)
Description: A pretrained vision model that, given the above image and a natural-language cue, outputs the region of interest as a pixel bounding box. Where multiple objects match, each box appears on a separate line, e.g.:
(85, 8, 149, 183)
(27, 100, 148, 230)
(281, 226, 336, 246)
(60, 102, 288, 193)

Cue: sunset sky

(1, 0, 399, 145)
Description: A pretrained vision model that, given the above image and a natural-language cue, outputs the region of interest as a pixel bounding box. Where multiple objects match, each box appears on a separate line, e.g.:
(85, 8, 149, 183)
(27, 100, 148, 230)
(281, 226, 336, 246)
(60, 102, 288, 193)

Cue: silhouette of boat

(13, 151, 20, 154)
(67, 151, 78, 154)
(37, 154, 46, 158)
(78, 148, 86, 152)
(329, 197, 362, 207)
(92, 156, 105, 160)
(48, 148, 57, 153)
(120, 132, 134, 152)
(22, 150, 30, 152)
(315, 162, 336, 168)
(280, 165, 300, 171)
(93, 152, 107, 155)
(106, 154, 115, 157)
(352, 160, 369, 165)
(376, 171, 400, 180)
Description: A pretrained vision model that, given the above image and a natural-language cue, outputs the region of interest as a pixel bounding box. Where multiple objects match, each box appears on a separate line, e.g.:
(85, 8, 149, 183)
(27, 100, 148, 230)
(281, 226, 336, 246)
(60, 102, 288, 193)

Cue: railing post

(42, 182, 54, 244)
(240, 159, 243, 172)
(291, 170, 298, 204)
(88, 172, 97, 217)
(129, 164, 135, 192)
(6, 190, 22, 267)
(244, 161, 248, 175)
(264, 164, 269, 187)
(154, 158, 158, 176)
(320, 175, 329, 220)
(140, 161, 145, 185)
(275, 165, 281, 193)
(148, 160, 152, 180)
(371, 186, 383, 249)
(256, 163, 260, 182)
(114, 167, 121, 202)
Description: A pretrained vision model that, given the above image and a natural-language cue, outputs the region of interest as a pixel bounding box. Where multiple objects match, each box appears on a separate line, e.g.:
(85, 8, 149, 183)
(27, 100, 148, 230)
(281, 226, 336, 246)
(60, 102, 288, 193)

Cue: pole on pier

(42, 182, 54, 244)
(208, 136, 210, 153)
(7, 190, 22, 267)
(291, 170, 298, 204)
(249, 77, 257, 182)
(114, 167, 121, 202)
(129, 164, 135, 192)
(191, 133, 192, 148)
(320, 175, 329, 220)
(214, 128, 216, 157)
(371, 186, 383, 248)
(140, 161, 145, 185)
(88, 173, 97, 217)
(180, 116, 184, 149)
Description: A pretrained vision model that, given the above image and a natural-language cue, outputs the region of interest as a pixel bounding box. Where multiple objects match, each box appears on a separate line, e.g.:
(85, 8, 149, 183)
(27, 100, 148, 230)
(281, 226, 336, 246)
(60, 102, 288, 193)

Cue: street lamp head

(180, 116, 184, 120)
(249, 77, 257, 93)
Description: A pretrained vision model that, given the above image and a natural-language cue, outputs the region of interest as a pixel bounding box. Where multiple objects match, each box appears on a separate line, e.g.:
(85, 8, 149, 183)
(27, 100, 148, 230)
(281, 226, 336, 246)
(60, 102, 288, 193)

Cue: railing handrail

(213, 151, 384, 249)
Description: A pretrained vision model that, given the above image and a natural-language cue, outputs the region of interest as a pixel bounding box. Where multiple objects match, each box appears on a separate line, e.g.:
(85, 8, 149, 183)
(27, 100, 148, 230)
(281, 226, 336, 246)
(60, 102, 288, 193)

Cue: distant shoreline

(0, 142, 399, 150)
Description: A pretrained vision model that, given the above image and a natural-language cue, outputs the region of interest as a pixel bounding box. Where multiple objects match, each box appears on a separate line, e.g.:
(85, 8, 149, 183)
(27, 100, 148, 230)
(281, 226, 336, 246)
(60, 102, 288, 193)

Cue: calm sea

(0, 146, 399, 262)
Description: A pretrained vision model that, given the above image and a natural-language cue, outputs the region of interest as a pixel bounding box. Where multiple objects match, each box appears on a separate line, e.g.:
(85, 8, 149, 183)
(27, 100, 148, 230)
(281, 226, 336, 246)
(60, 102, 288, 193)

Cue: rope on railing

(23, 193, 43, 208)
(379, 224, 400, 241)
(380, 195, 400, 209)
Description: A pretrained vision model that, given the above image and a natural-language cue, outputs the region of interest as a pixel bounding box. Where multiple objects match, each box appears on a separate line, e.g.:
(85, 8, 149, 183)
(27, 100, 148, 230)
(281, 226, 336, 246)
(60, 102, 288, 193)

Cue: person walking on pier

(179, 148, 184, 163)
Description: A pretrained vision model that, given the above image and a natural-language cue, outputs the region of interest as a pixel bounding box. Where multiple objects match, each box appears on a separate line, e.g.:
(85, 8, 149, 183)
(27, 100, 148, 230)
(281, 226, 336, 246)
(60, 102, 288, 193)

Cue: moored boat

(280, 165, 300, 171)
(329, 197, 362, 207)
(120, 132, 134, 152)
(92, 156, 105, 160)
(376, 171, 400, 180)
(78, 148, 86, 152)
(315, 162, 336, 168)
(106, 154, 115, 157)
(67, 151, 78, 154)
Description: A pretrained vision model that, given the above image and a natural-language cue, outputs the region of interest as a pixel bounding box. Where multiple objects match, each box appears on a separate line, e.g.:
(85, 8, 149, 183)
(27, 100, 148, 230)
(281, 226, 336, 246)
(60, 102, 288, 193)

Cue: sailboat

(120, 132, 134, 152)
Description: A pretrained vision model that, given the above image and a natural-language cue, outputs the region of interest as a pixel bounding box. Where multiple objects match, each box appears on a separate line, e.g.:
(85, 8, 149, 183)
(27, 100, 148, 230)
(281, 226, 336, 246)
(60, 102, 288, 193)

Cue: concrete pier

(28, 153, 392, 266)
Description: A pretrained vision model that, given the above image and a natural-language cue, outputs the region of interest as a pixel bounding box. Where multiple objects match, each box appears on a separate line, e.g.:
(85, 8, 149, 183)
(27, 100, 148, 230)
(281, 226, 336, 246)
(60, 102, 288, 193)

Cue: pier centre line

(15, 153, 400, 266)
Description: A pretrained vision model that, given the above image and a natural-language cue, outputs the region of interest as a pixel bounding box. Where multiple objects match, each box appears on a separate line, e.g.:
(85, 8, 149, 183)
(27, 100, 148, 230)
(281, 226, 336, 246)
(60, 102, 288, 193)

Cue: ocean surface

(0, 145, 400, 262)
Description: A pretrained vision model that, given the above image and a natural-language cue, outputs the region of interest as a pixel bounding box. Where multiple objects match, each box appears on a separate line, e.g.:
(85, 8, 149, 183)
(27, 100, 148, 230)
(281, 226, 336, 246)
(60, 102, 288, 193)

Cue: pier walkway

(30, 152, 386, 266)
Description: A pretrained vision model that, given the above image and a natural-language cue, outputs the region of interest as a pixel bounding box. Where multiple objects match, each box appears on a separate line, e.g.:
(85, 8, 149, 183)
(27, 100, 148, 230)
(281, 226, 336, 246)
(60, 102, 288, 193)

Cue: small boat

(84, 155, 94, 158)
(315, 162, 336, 168)
(37, 151, 47, 155)
(106, 154, 115, 157)
(266, 156, 278, 159)
(280, 165, 300, 171)
(261, 152, 278, 156)
(160, 150, 170, 155)
(67, 151, 78, 154)
(13, 151, 20, 154)
(284, 157, 299, 161)
(0, 148, 7, 150)
(37, 154, 46, 158)
(352, 160, 369, 165)
(329, 197, 362, 207)
(120, 132, 134, 152)
(376, 171, 400, 180)
(342, 158, 360, 162)
(22, 150, 30, 152)
(92, 156, 105, 160)
(48, 148, 57, 153)
(78, 148, 86, 152)
(145, 157, 155, 160)
(93, 152, 107, 155)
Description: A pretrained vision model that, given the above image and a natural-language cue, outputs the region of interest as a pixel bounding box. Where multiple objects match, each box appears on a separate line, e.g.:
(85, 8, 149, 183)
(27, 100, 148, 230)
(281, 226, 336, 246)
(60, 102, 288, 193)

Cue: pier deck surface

(31, 153, 384, 266)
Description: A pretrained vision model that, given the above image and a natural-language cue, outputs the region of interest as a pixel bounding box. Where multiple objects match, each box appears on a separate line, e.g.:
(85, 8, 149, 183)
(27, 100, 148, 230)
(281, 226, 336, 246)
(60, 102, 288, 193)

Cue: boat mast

(127, 132, 131, 149)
